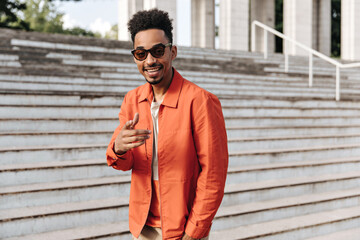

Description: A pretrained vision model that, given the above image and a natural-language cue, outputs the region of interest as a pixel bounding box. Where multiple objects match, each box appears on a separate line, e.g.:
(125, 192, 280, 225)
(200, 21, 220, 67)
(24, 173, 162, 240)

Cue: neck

(152, 68, 174, 102)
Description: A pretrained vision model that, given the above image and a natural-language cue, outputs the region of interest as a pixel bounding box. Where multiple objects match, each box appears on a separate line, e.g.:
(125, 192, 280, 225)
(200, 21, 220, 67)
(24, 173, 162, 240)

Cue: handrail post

(250, 21, 360, 102)
(309, 53, 313, 87)
(264, 29, 268, 59)
(284, 40, 289, 73)
(251, 22, 255, 52)
(336, 66, 340, 101)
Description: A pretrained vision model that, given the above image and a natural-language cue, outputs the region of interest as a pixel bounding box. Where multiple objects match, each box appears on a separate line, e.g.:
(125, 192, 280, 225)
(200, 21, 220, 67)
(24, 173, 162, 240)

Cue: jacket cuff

(185, 220, 211, 239)
(106, 142, 129, 166)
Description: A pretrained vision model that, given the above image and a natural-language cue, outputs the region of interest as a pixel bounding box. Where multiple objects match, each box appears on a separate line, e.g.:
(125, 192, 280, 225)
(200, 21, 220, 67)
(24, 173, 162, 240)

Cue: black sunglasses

(131, 43, 172, 61)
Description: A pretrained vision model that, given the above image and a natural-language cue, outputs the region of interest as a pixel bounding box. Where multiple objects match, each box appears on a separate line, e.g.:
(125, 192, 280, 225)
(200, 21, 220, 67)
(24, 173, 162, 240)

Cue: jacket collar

(138, 68, 184, 109)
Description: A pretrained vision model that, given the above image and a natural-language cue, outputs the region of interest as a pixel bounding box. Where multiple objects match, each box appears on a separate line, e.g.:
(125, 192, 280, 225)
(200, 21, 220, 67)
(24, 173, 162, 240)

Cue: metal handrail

(251, 20, 360, 101)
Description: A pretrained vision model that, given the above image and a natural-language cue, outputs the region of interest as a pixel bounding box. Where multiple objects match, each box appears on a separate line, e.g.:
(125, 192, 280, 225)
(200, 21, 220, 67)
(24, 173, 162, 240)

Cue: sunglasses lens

(150, 45, 165, 58)
(133, 50, 147, 60)
(132, 44, 169, 61)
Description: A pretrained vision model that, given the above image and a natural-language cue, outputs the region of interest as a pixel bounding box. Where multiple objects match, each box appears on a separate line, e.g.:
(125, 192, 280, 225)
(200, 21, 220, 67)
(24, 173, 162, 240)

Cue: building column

(250, 0, 275, 53)
(313, 0, 331, 56)
(283, 0, 313, 56)
(118, 0, 143, 41)
(191, 0, 215, 48)
(341, 0, 360, 60)
(219, 0, 249, 51)
(143, 0, 177, 44)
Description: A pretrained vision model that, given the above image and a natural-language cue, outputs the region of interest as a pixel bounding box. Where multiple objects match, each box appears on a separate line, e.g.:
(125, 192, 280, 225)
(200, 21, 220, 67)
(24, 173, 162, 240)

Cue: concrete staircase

(1, 28, 360, 239)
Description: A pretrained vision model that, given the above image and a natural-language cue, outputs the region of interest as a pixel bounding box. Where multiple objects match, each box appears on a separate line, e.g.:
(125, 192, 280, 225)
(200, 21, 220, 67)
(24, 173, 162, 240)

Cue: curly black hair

(128, 8, 173, 44)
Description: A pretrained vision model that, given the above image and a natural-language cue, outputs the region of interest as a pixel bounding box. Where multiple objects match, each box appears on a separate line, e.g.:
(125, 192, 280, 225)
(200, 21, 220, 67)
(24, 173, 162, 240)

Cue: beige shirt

(150, 100, 161, 180)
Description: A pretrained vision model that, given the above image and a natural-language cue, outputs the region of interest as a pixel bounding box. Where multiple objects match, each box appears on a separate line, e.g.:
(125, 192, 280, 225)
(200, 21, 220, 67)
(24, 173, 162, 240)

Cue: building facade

(118, 0, 360, 61)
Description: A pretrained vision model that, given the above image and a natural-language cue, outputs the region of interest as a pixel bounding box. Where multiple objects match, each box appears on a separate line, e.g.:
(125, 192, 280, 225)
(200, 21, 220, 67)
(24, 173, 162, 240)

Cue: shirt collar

(138, 68, 184, 109)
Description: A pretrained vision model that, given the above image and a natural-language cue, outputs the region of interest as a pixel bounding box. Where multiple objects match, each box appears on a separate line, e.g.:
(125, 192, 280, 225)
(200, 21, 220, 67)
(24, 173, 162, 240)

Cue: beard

(144, 63, 163, 85)
(145, 77, 163, 85)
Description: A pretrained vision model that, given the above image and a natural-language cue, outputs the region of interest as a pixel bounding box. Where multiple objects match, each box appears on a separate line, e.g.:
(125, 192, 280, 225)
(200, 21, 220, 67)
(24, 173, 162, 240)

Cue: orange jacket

(106, 69, 228, 239)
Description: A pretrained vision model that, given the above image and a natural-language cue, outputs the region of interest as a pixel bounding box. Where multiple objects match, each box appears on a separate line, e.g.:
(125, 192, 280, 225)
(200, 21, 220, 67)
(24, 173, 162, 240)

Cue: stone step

(305, 227, 360, 240)
(0, 159, 120, 187)
(3, 64, 350, 85)
(228, 133, 360, 150)
(2, 128, 360, 149)
(0, 175, 131, 210)
(0, 172, 360, 237)
(0, 93, 124, 106)
(175, 69, 338, 82)
(0, 87, 341, 102)
(254, 56, 342, 68)
(2, 88, 359, 109)
(210, 205, 360, 240)
(227, 124, 360, 138)
(223, 170, 360, 206)
(0, 73, 331, 95)
(2, 153, 359, 189)
(4, 34, 314, 66)
(0, 81, 135, 95)
(222, 106, 360, 117)
(4, 104, 360, 119)
(2, 142, 360, 165)
(214, 187, 360, 231)
(5, 61, 357, 91)
(2, 92, 360, 109)
(0, 144, 107, 164)
(276, 64, 360, 75)
(10, 45, 337, 75)
(3, 115, 360, 133)
(0, 197, 129, 238)
(4, 221, 131, 240)
(3, 75, 349, 96)
(0, 105, 119, 119)
(0, 72, 336, 93)
(226, 156, 360, 184)
(2, 165, 359, 212)
(0, 118, 118, 132)
(0, 131, 113, 147)
(2, 173, 360, 238)
(230, 143, 360, 166)
(225, 115, 360, 126)
(10, 38, 131, 55)
(1, 75, 343, 97)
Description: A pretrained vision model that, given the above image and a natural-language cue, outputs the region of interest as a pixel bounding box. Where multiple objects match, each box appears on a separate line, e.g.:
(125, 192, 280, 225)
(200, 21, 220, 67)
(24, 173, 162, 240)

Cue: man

(106, 8, 228, 240)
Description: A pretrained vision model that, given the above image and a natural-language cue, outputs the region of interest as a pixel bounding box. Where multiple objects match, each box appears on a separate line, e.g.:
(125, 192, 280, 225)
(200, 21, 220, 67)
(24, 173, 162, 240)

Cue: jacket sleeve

(185, 94, 229, 238)
(105, 95, 134, 171)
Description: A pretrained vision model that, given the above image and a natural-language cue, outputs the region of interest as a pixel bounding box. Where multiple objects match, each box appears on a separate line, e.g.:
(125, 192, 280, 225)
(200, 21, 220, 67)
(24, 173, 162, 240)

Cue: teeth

(147, 67, 161, 72)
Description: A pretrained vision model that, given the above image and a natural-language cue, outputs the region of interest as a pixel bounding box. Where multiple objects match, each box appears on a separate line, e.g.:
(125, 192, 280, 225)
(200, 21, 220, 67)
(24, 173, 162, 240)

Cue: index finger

(130, 113, 139, 129)
(129, 129, 151, 136)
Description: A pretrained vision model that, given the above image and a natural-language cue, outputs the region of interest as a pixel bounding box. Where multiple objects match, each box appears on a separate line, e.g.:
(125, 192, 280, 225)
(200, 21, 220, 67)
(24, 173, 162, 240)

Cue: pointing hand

(114, 113, 151, 155)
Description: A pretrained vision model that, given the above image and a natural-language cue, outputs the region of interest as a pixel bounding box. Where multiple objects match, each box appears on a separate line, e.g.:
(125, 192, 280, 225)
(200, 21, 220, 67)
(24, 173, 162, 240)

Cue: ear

(171, 45, 177, 60)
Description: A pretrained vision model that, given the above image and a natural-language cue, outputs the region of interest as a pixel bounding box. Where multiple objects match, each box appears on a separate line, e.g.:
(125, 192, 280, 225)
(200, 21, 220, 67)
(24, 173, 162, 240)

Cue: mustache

(144, 63, 163, 69)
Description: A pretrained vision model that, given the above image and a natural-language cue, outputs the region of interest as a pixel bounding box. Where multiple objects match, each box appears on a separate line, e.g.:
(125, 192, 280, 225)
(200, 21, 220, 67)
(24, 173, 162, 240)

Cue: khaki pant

(132, 225, 209, 240)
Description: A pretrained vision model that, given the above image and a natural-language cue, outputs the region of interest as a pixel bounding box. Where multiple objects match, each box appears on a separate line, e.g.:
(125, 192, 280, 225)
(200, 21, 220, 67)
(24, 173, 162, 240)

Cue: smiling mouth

(145, 66, 162, 72)
(145, 67, 161, 73)
(144, 64, 162, 73)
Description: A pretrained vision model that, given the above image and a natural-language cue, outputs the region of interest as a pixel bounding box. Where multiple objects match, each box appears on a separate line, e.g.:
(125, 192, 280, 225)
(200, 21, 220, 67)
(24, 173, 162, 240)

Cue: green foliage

(23, 0, 64, 33)
(0, 0, 30, 30)
(63, 26, 101, 38)
(0, 0, 98, 38)
(331, 0, 341, 57)
(104, 24, 118, 40)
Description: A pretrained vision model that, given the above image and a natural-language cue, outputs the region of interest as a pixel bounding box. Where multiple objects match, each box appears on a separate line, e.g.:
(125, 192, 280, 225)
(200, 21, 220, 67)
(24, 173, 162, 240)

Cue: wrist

(113, 142, 126, 156)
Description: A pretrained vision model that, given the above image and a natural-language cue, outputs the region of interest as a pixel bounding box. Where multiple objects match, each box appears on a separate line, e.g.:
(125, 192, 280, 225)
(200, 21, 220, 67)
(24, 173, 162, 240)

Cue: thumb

(123, 119, 133, 130)
(130, 113, 139, 128)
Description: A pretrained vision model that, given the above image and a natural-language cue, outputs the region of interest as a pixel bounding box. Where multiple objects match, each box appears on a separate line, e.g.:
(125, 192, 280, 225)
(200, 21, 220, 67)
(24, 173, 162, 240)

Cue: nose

(145, 52, 156, 65)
